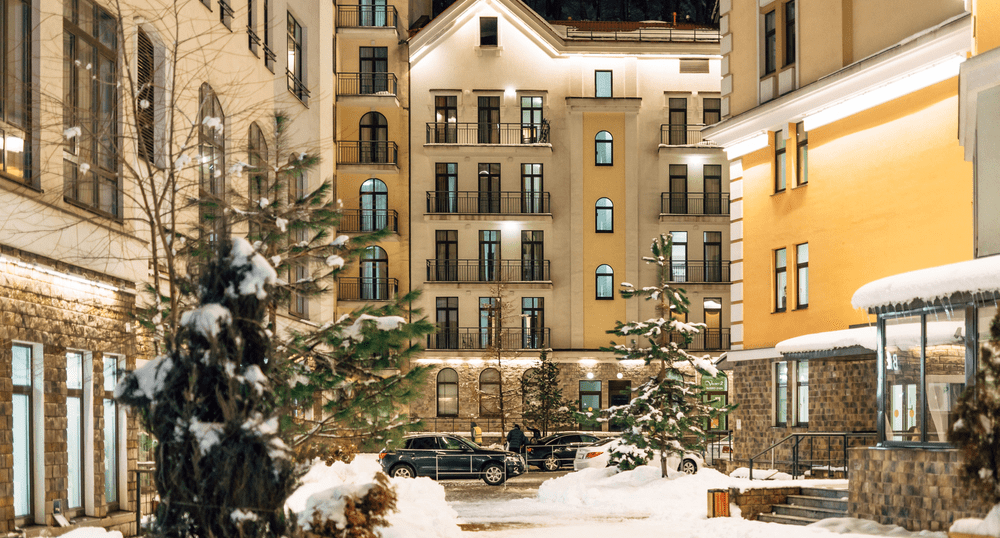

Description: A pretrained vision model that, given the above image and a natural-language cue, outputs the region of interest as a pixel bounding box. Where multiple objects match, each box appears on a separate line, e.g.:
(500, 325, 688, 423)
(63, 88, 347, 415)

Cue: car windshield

(536, 434, 561, 444)
(591, 437, 618, 447)
(440, 436, 476, 450)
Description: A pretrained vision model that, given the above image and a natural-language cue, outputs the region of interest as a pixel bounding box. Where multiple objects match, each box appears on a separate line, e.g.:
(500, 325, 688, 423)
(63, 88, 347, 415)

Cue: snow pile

(852, 256, 1000, 311)
(729, 467, 795, 481)
(287, 455, 462, 538)
(813, 518, 946, 537)
(951, 504, 1000, 537)
(43, 529, 122, 538)
(776, 327, 877, 354)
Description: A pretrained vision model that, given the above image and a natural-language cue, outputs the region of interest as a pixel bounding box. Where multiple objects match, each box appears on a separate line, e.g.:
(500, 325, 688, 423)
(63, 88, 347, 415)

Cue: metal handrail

(132, 466, 156, 535)
(660, 193, 730, 216)
(338, 277, 398, 301)
(659, 124, 718, 146)
(566, 26, 720, 43)
(337, 72, 398, 96)
(337, 141, 398, 165)
(426, 259, 550, 282)
(338, 209, 398, 233)
(426, 191, 550, 215)
(666, 260, 731, 283)
(427, 327, 550, 350)
(337, 4, 398, 28)
(286, 70, 310, 104)
(748, 431, 877, 480)
(425, 122, 550, 145)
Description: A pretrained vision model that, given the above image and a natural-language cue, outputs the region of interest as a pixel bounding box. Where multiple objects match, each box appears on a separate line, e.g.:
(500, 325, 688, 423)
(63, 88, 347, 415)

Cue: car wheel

(679, 459, 698, 475)
(543, 455, 560, 472)
(482, 463, 507, 486)
(390, 464, 415, 479)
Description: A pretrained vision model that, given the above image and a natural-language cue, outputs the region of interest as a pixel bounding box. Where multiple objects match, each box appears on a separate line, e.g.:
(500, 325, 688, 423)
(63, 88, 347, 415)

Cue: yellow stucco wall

(975, 0, 1000, 55)
(740, 78, 973, 349)
(582, 113, 627, 348)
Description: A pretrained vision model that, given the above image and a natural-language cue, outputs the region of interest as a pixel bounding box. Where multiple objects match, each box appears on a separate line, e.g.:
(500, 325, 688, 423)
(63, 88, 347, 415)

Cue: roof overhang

(852, 255, 1000, 314)
(775, 327, 877, 359)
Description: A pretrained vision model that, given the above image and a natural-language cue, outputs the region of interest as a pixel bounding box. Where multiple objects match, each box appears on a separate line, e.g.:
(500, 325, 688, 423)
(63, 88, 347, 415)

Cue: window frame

(775, 247, 787, 312)
(436, 368, 459, 417)
(796, 123, 808, 186)
(286, 12, 307, 103)
(796, 243, 809, 308)
(595, 70, 612, 98)
(796, 360, 809, 426)
(435, 297, 459, 349)
(289, 263, 309, 318)
(12, 342, 34, 521)
(784, 0, 796, 67)
(522, 297, 544, 349)
(521, 163, 544, 214)
(579, 380, 602, 413)
(0, 0, 31, 185)
(434, 162, 458, 212)
(763, 10, 776, 75)
(595, 264, 614, 300)
(102, 354, 121, 509)
(775, 361, 789, 426)
(703, 97, 721, 126)
(198, 83, 225, 243)
(595, 197, 613, 233)
(360, 245, 388, 301)
(774, 133, 786, 192)
(595, 130, 613, 166)
(479, 368, 501, 416)
(479, 16, 498, 46)
(65, 350, 85, 512)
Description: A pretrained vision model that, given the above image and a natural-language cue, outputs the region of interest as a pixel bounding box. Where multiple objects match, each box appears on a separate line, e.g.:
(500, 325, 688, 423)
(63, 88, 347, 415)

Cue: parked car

(573, 437, 704, 474)
(525, 432, 603, 471)
(379, 433, 526, 486)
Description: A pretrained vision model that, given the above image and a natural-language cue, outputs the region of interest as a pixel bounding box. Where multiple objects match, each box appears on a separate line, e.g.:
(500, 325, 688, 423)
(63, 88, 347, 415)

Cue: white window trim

(14, 340, 46, 524)
(773, 359, 808, 427)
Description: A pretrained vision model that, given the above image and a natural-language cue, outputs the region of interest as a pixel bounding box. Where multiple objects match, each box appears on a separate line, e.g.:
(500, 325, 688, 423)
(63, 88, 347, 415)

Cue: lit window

(595, 70, 612, 98)
(437, 368, 459, 417)
(596, 264, 614, 300)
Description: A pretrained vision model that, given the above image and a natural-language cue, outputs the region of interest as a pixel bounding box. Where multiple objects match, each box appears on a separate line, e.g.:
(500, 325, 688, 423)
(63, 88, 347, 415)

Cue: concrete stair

(757, 487, 848, 526)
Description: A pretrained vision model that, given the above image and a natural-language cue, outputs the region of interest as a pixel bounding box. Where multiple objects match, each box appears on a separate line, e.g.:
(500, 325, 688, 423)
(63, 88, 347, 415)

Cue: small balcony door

(360, 246, 387, 300)
(521, 163, 543, 214)
(359, 112, 388, 163)
(704, 231, 722, 282)
(668, 98, 687, 145)
(359, 46, 387, 94)
(521, 231, 544, 281)
(359, 0, 387, 27)
(479, 230, 499, 281)
(435, 163, 458, 213)
(669, 164, 687, 214)
(478, 96, 500, 144)
(479, 297, 499, 349)
(360, 178, 387, 231)
(522, 297, 544, 349)
(436, 297, 459, 349)
(478, 163, 500, 213)
(435, 230, 458, 281)
(670, 231, 688, 282)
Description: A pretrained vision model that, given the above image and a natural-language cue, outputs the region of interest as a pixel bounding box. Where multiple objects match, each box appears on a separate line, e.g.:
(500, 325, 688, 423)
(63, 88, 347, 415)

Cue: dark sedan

(379, 433, 526, 486)
(525, 433, 602, 471)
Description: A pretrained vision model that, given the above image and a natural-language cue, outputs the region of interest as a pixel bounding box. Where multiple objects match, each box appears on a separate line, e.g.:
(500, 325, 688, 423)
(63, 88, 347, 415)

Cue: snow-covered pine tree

(521, 349, 576, 436)
(950, 308, 1000, 502)
(116, 237, 297, 538)
(600, 233, 731, 477)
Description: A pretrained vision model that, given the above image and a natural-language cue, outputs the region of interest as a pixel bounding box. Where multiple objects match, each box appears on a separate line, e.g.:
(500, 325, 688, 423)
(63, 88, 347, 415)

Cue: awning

(852, 255, 1000, 313)
(775, 327, 877, 355)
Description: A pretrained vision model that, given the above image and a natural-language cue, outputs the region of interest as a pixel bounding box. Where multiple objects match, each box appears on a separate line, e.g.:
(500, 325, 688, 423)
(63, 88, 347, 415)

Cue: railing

(132, 465, 156, 535)
(263, 43, 276, 72)
(338, 277, 398, 301)
(337, 5, 397, 28)
(566, 26, 720, 43)
(218, 0, 233, 27)
(337, 72, 398, 96)
(247, 26, 260, 50)
(704, 429, 732, 465)
(427, 327, 550, 350)
(337, 141, 398, 165)
(660, 193, 730, 216)
(338, 209, 398, 233)
(667, 260, 731, 283)
(668, 328, 731, 351)
(286, 71, 310, 104)
(660, 124, 718, 146)
(426, 259, 550, 282)
(426, 191, 550, 214)
(748, 431, 877, 480)
(425, 122, 550, 145)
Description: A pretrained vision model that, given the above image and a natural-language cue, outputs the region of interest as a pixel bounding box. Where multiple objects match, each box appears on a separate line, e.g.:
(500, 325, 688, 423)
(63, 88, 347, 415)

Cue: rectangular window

(775, 248, 787, 312)
(434, 162, 457, 212)
(784, 1, 795, 66)
(670, 231, 688, 282)
(521, 163, 543, 213)
(579, 380, 602, 413)
(796, 243, 808, 308)
(435, 297, 459, 349)
(433, 96, 457, 143)
(103, 355, 119, 505)
(595, 70, 612, 98)
(522, 297, 544, 348)
(775, 361, 788, 426)
(0, 0, 30, 184)
(774, 134, 786, 192)
(66, 351, 84, 509)
(479, 16, 497, 46)
(359, 46, 388, 94)
(479, 296, 499, 348)
(521, 230, 544, 281)
(477, 162, 500, 213)
(136, 29, 156, 163)
(796, 360, 808, 425)
(477, 96, 500, 144)
(247, 0, 258, 53)
(435, 230, 458, 281)
(64, 0, 119, 216)
(704, 231, 722, 283)
(703, 97, 721, 126)
(668, 164, 687, 214)
(286, 13, 307, 103)
(796, 122, 808, 185)
(219, 0, 233, 28)
(290, 263, 309, 317)
(704, 164, 723, 215)
(12, 343, 32, 518)
(520, 96, 543, 143)
(263, 0, 274, 70)
(668, 98, 687, 145)
(478, 230, 499, 281)
(764, 10, 776, 75)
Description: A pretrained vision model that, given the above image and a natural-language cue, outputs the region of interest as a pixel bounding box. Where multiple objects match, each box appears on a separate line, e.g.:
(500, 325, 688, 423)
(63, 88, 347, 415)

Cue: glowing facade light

(586, 372, 594, 379)
(724, 132, 769, 160)
(0, 254, 121, 294)
(616, 372, 623, 379)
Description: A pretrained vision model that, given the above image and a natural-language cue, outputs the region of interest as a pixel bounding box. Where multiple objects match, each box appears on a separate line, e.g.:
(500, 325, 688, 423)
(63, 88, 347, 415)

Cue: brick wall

(849, 447, 992, 532)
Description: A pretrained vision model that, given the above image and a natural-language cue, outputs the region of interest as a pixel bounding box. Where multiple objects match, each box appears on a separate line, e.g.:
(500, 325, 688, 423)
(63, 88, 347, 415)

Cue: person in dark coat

(507, 424, 527, 453)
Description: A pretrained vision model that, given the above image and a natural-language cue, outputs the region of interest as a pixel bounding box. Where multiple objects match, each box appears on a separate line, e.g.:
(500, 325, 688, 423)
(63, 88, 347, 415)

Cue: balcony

(667, 261, 731, 283)
(336, 72, 398, 97)
(425, 122, 550, 145)
(337, 141, 398, 166)
(669, 328, 731, 351)
(336, 5, 397, 29)
(426, 260, 550, 283)
(660, 193, 730, 216)
(338, 277, 398, 301)
(427, 328, 550, 350)
(426, 191, 550, 215)
(337, 209, 398, 234)
(659, 124, 718, 147)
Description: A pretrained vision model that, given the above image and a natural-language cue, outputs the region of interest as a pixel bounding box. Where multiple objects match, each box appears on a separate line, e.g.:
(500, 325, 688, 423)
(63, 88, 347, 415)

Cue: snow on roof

(775, 327, 877, 354)
(852, 255, 1000, 311)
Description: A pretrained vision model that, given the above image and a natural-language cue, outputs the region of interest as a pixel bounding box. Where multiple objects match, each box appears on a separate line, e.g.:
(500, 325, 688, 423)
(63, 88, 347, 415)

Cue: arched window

(199, 83, 225, 241)
(360, 178, 388, 231)
(247, 122, 268, 240)
(522, 367, 539, 408)
(596, 264, 614, 300)
(360, 246, 388, 300)
(595, 197, 613, 232)
(480, 368, 501, 417)
(595, 130, 613, 166)
(437, 368, 459, 417)
(359, 112, 388, 163)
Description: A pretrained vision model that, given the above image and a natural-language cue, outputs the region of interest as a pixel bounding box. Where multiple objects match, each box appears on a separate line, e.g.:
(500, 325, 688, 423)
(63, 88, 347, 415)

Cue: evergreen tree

(950, 308, 1000, 502)
(598, 234, 731, 477)
(521, 349, 576, 436)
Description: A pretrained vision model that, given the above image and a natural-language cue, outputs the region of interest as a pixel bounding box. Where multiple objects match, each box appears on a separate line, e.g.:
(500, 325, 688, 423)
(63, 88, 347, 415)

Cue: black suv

(379, 433, 526, 486)
(525, 432, 602, 471)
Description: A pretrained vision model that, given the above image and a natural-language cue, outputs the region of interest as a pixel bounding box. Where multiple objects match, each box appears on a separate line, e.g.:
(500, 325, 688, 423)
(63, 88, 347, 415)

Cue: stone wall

(729, 486, 800, 521)
(730, 355, 877, 470)
(0, 246, 142, 533)
(849, 447, 992, 532)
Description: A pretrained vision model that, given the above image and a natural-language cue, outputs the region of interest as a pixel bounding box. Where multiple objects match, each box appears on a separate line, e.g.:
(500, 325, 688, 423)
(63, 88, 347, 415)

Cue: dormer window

(480, 17, 497, 46)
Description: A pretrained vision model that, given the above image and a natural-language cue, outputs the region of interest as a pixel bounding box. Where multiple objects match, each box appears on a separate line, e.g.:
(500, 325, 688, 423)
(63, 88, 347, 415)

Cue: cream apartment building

(0, 0, 333, 532)
(407, 0, 730, 436)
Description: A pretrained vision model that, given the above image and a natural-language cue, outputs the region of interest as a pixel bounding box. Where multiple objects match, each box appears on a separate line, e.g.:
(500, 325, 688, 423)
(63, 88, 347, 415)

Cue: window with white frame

(66, 351, 84, 510)
(775, 360, 808, 426)
(12, 343, 33, 519)
(102, 355, 120, 505)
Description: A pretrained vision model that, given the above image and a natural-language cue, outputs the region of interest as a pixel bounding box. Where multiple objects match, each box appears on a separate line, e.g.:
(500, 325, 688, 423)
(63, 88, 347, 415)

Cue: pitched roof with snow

(851, 255, 1000, 312)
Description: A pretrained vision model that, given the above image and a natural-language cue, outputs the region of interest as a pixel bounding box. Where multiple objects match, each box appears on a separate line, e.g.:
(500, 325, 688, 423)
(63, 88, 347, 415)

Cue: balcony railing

(338, 277, 398, 301)
(287, 71, 310, 104)
(426, 191, 550, 214)
(337, 5, 397, 28)
(660, 193, 730, 216)
(427, 328, 550, 350)
(668, 328, 731, 351)
(426, 260, 550, 282)
(660, 124, 718, 146)
(338, 209, 398, 233)
(337, 141, 398, 165)
(263, 43, 276, 72)
(337, 72, 398, 96)
(566, 26, 720, 43)
(667, 261, 731, 283)
(425, 122, 550, 145)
